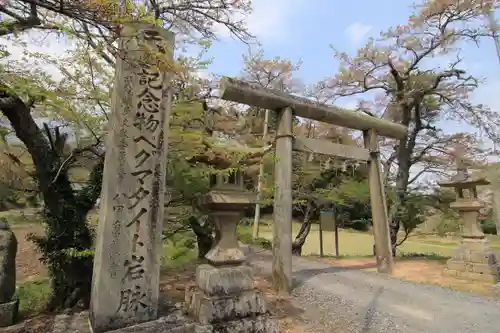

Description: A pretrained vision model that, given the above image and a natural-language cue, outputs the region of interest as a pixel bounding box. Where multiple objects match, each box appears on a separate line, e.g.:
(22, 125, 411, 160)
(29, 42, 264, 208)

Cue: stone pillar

(185, 176, 278, 332)
(439, 177, 500, 285)
(363, 129, 393, 274)
(491, 186, 500, 235)
(90, 24, 174, 333)
(487, 165, 500, 235)
(273, 106, 293, 296)
(0, 219, 18, 327)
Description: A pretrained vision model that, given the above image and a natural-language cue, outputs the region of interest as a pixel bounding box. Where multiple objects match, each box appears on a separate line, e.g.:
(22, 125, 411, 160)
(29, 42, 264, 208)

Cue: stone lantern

(439, 163, 500, 284)
(184, 169, 278, 332)
(202, 170, 255, 265)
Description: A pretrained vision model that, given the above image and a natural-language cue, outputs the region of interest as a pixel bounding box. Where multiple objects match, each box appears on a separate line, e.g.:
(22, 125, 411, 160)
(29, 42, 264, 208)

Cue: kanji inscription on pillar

(90, 23, 174, 333)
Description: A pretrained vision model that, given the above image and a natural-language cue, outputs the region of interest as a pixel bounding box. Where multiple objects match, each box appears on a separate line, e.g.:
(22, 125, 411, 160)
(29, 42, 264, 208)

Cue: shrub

(344, 219, 370, 232)
(237, 224, 272, 250)
(481, 218, 497, 235)
(16, 279, 51, 316)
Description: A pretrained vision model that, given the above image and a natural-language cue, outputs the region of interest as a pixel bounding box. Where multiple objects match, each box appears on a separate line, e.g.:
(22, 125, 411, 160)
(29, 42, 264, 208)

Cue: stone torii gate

(219, 77, 408, 295)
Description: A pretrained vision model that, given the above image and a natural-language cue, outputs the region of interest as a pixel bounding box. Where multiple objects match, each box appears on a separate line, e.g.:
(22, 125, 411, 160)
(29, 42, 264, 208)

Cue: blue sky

(208, 0, 417, 84)
(3, 0, 500, 138)
(2, 0, 500, 179)
(206, 0, 500, 138)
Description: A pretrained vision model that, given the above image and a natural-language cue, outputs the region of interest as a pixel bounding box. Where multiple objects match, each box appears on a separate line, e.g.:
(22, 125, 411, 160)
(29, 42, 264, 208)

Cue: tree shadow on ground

(360, 287, 384, 332)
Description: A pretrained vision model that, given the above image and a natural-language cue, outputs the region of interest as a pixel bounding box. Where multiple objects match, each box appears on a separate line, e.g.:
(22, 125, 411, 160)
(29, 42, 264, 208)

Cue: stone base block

(444, 267, 499, 284)
(106, 312, 195, 333)
(0, 298, 18, 327)
(451, 245, 500, 264)
(196, 264, 255, 296)
(186, 264, 276, 330)
(238, 242, 251, 256)
(445, 246, 500, 284)
(447, 260, 500, 273)
(446, 252, 500, 282)
(492, 283, 500, 298)
(459, 238, 491, 251)
(195, 315, 279, 333)
(53, 310, 194, 333)
(186, 288, 268, 325)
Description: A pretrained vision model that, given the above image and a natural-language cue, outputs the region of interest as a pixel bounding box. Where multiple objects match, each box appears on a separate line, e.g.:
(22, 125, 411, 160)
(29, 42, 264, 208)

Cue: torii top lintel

(219, 77, 408, 140)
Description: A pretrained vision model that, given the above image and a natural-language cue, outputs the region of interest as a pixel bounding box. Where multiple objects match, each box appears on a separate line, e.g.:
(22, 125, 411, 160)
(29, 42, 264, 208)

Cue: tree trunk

(252, 108, 270, 240)
(0, 92, 102, 311)
(390, 140, 412, 256)
(30, 160, 103, 311)
(292, 200, 314, 256)
(42, 209, 94, 310)
(188, 216, 214, 259)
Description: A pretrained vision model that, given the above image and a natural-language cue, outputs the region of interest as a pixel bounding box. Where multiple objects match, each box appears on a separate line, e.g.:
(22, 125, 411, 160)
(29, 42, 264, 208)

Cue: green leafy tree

(316, 0, 499, 254)
(0, 0, 255, 311)
(236, 50, 303, 238)
(286, 119, 372, 255)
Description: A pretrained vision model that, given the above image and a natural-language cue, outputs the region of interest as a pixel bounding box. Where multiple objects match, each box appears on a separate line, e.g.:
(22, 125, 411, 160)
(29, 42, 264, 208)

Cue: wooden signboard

(320, 210, 336, 232)
(319, 210, 339, 258)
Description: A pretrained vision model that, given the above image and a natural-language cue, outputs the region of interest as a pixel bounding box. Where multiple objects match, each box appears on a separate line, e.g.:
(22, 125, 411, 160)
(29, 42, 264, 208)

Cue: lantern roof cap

(439, 175, 490, 188)
(199, 189, 256, 211)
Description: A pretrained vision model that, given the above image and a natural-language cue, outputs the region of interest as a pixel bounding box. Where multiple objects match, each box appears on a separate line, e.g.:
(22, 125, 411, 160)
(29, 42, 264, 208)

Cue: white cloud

(2, 30, 72, 80)
(474, 79, 500, 112)
(345, 22, 373, 46)
(213, 0, 305, 43)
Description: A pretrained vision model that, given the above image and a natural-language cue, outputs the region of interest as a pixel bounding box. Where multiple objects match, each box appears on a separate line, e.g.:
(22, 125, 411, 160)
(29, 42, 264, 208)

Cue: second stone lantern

(184, 169, 278, 333)
(439, 161, 500, 284)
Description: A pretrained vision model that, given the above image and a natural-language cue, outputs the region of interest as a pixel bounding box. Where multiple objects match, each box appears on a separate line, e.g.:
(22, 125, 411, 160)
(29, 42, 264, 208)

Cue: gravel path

(249, 252, 500, 333)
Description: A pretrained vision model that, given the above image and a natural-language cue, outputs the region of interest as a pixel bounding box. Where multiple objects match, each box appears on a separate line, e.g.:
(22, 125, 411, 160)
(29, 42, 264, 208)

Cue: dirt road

(250, 252, 500, 333)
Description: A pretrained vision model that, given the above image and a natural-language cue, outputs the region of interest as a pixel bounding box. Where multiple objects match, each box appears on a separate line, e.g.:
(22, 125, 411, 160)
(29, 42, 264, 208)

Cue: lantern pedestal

(445, 240, 500, 284)
(439, 178, 500, 284)
(185, 263, 275, 333)
(184, 181, 278, 332)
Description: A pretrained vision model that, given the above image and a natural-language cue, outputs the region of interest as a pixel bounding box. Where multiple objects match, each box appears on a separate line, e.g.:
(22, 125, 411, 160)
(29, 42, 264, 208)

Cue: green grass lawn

(0, 208, 44, 226)
(16, 279, 51, 316)
(255, 221, 500, 258)
(7, 208, 500, 316)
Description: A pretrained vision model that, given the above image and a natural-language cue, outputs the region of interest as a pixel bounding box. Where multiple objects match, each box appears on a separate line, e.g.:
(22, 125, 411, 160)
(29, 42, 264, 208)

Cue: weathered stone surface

(187, 289, 268, 325)
(0, 219, 16, 304)
(459, 270, 499, 283)
(447, 260, 468, 272)
(189, 174, 278, 332)
(205, 211, 246, 265)
(451, 245, 500, 263)
(451, 246, 471, 262)
(438, 168, 500, 285)
(446, 244, 500, 284)
(0, 298, 18, 327)
(238, 242, 251, 256)
(460, 238, 490, 251)
(444, 267, 499, 283)
(472, 262, 500, 275)
(196, 264, 255, 296)
(90, 23, 175, 333)
(106, 311, 195, 333)
(451, 260, 500, 275)
(193, 315, 278, 333)
(469, 250, 499, 264)
(53, 310, 194, 333)
(209, 314, 279, 333)
(53, 311, 90, 333)
(492, 282, 500, 298)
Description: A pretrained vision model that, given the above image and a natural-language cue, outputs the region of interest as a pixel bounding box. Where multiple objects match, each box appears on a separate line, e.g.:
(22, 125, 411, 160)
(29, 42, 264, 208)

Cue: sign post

(320, 210, 337, 257)
(334, 212, 339, 258)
